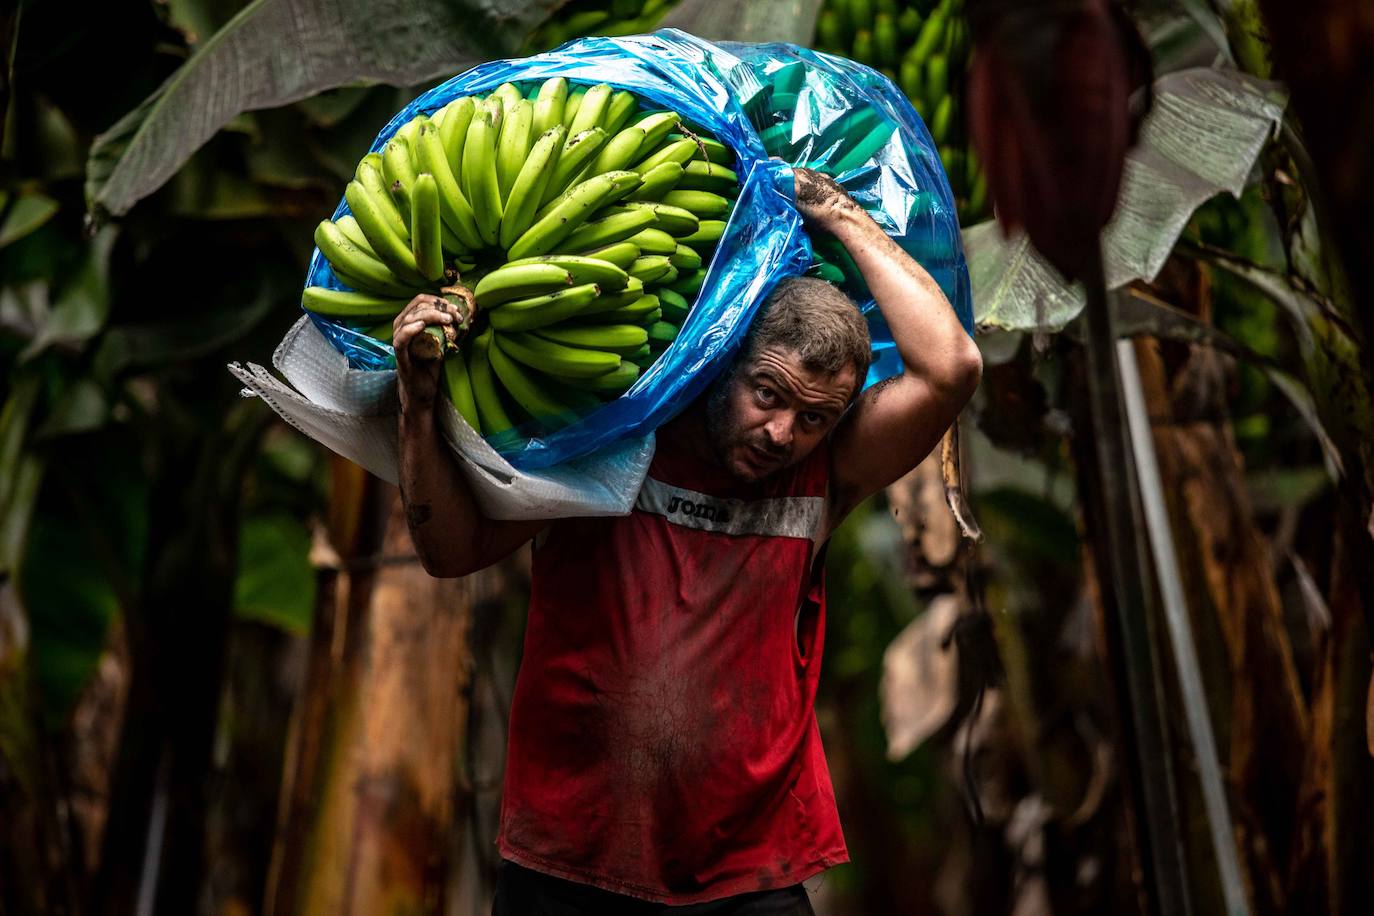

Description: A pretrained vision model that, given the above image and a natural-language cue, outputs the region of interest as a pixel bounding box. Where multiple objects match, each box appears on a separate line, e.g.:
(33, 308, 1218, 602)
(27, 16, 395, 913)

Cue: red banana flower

(965, 0, 1153, 281)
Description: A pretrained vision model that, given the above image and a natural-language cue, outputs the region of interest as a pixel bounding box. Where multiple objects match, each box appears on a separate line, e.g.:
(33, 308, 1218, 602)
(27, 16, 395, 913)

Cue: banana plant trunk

(265, 458, 505, 916)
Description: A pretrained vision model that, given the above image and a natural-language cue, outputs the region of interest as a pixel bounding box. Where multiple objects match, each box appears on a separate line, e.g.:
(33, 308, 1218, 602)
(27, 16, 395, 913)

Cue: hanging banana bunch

(305, 79, 739, 439)
(814, 0, 987, 221)
(523, 0, 684, 54)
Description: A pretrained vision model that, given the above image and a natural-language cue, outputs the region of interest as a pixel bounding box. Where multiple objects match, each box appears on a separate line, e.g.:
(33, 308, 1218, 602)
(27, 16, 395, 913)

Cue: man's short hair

(740, 277, 872, 392)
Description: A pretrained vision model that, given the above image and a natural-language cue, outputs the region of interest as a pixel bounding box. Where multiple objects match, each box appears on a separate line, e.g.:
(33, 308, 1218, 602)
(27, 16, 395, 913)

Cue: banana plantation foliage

(1, 1, 1372, 914)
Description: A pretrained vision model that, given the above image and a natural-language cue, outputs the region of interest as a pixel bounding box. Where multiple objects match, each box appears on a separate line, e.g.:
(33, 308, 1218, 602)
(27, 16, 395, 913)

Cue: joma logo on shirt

(665, 495, 732, 524)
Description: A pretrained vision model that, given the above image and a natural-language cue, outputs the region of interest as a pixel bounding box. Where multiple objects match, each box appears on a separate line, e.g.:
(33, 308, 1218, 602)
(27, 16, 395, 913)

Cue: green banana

(911, 7, 947, 62)
(833, 122, 894, 172)
(633, 137, 698, 173)
(853, 29, 875, 65)
(561, 85, 587, 130)
(607, 201, 699, 237)
(547, 359, 640, 393)
(473, 263, 575, 308)
(499, 124, 567, 250)
(363, 320, 395, 343)
(496, 98, 534, 202)
(577, 291, 658, 323)
(589, 126, 646, 175)
(851, 0, 874, 31)
(488, 336, 580, 424)
(666, 268, 705, 297)
(578, 240, 642, 269)
(343, 180, 427, 285)
(897, 6, 921, 39)
(509, 169, 641, 261)
(632, 111, 680, 152)
(670, 244, 702, 271)
(677, 219, 727, 248)
(356, 160, 410, 242)
(332, 267, 418, 299)
(535, 322, 648, 356)
(874, 13, 899, 68)
(676, 160, 738, 192)
(627, 227, 677, 256)
(302, 285, 410, 319)
(437, 96, 477, 176)
(568, 82, 613, 136)
(694, 137, 733, 166)
(532, 77, 568, 136)
(414, 120, 484, 251)
(647, 320, 679, 349)
(930, 95, 952, 144)
(816, 8, 844, 51)
(382, 136, 418, 224)
(492, 82, 525, 114)
(488, 282, 603, 332)
(541, 127, 609, 206)
(656, 287, 691, 322)
(925, 53, 948, 102)
(661, 189, 732, 219)
(410, 173, 444, 281)
(444, 348, 482, 432)
(561, 206, 658, 252)
(501, 254, 628, 291)
(628, 161, 685, 201)
(628, 255, 673, 284)
(640, 307, 664, 325)
(899, 57, 922, 101)
(602, 90, 639, 135)
(463, 98, 504, 246)
(469, 330, 515, 435)
(336, 214, 378, 258)
(496, 331, 622, 379)
(582, 276, 645, 313)
(395, 117, 423, 149)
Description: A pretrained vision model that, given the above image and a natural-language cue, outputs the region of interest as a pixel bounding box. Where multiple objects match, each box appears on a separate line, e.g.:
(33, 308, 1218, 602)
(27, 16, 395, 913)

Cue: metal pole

(1117, 338, 1250, 916)
(1081, 257, 1191, 916)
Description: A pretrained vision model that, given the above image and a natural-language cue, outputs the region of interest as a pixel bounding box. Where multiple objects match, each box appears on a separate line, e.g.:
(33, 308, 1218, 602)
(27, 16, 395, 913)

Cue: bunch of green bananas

(813, 0, 987, 220)
(304, 78, 740, 439)
(523, 0, 682, 53)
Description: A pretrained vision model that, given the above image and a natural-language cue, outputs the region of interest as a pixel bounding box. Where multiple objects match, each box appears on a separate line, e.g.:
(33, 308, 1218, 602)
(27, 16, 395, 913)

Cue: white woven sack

(228, 317, 654, 520)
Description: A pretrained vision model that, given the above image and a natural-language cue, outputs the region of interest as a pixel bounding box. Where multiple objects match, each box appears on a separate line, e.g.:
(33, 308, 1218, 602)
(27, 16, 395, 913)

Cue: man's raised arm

(393, 292, 546, 577)
(793, 169, 983, 532)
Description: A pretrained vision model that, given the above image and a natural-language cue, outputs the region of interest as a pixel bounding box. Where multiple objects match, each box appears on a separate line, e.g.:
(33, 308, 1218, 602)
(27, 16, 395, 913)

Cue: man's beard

(704, 370, 792, 480)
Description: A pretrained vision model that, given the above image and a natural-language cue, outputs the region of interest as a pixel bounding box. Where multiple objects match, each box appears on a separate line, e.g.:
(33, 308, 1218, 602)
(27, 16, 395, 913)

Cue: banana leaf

(85, 0, 563, 220)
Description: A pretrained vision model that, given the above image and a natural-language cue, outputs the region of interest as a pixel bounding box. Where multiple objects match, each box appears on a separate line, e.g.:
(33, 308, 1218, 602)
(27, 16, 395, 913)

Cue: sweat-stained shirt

(495, 436, 849, 905)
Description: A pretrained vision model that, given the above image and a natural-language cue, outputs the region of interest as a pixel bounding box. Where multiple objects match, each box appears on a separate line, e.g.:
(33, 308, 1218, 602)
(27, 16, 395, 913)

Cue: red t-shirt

(495, 437, 849, 905)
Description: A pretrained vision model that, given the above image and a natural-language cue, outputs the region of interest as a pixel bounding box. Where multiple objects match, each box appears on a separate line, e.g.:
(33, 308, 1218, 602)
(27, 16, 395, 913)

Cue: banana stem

(405, 283, 478, 365)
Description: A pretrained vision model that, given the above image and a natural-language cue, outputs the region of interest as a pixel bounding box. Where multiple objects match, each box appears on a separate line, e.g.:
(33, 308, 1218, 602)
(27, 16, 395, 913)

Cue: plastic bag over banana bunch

(235, 29, 971, 519)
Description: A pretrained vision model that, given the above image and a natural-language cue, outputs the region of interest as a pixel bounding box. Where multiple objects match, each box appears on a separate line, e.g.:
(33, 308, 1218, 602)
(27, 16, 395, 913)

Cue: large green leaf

(0, 192, 59, 248)
(0, 375, 43, 577)
(85, 0, 562, 219)
(16, 433, 148, 724)
(233, 512, 316, 634)
(16, 225, 117, 362)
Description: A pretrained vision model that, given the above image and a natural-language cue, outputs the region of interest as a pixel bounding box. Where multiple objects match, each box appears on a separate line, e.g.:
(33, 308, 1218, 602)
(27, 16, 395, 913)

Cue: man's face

(704, 345, 857, 483)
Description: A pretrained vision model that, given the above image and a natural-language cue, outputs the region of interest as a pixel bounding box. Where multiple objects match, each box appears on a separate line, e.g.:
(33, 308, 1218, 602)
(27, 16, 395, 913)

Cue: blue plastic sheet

(303, 29, 972, 470)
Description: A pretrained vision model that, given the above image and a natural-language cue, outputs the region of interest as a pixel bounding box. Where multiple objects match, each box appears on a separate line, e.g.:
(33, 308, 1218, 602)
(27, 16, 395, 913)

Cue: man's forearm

(397, 403, 485, 576)
(828, 207, 978, 393)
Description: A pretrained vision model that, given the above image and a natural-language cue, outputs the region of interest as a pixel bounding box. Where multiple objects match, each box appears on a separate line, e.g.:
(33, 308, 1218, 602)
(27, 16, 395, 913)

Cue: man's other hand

(792, 167, 862, 233)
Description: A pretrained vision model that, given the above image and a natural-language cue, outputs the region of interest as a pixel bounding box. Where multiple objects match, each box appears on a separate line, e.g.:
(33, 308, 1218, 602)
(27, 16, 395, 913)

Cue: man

(392, 169, 982, 914)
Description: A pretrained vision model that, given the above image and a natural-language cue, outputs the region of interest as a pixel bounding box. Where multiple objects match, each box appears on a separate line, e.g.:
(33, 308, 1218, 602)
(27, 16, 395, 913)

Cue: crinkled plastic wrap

(303, 29, 972, 471)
